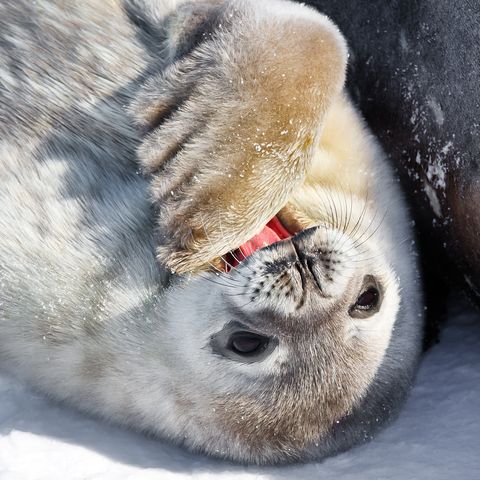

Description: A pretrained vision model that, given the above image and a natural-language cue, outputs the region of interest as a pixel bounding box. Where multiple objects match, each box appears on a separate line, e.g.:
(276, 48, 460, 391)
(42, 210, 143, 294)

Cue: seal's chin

(224, 216, 299, 271)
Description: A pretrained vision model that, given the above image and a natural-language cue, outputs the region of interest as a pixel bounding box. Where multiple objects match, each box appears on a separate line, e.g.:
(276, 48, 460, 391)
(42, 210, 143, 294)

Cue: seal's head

(164, 202, 401, 464)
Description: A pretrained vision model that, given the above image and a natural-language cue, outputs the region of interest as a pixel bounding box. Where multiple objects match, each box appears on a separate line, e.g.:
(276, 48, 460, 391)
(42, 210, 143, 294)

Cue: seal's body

(0, 0, 423, 464)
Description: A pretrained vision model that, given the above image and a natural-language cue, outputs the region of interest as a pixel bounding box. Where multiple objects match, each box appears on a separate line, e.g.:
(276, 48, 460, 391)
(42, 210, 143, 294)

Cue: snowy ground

(1, 299, 479, 480)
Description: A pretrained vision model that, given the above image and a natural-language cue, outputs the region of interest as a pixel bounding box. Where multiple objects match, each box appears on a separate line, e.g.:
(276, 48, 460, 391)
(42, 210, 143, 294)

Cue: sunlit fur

(0, 0, 423, 465)
(131, 0, 348, 272)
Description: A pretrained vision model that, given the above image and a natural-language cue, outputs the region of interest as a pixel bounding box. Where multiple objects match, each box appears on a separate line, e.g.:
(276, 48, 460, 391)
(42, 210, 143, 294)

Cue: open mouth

(224, 216, 297, 271)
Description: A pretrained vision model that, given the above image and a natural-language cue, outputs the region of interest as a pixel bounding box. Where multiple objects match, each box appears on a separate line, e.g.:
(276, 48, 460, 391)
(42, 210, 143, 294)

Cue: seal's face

(165, 209, 400, 464)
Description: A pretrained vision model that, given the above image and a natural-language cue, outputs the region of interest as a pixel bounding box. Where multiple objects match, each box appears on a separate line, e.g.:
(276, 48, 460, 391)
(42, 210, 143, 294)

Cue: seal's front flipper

(130, 0, 348, 273)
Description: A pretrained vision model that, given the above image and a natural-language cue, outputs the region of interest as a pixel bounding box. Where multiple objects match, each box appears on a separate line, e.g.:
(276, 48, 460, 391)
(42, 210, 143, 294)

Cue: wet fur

(0, 0, 423, 465)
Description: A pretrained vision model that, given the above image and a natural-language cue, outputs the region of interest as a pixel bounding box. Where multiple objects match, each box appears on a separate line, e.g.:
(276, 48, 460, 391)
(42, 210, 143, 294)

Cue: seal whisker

(348, 190, 370, 242)
(335, 185, 356, 252)
(197, 272, 242, 290)
(348, 210, 388, 254)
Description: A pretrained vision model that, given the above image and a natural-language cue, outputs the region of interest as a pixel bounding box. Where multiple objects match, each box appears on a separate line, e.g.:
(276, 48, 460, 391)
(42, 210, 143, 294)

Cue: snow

(1, 300, 479, 480)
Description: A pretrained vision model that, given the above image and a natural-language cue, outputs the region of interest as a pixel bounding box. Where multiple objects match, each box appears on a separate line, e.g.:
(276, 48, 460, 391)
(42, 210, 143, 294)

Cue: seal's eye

(349, 276, 382, 318)
(355, 287, 379, 311)
(228, 332, 268, 356)
(210, 323, 277, 363)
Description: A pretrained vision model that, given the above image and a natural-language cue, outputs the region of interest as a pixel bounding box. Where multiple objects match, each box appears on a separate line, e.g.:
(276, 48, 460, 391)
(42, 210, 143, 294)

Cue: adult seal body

(304, 0, 480, 308)
(0, 0, 424, 464)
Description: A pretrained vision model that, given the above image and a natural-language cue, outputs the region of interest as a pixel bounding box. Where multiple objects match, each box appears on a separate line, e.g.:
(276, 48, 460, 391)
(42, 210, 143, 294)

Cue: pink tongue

(227, 217, 292, 270)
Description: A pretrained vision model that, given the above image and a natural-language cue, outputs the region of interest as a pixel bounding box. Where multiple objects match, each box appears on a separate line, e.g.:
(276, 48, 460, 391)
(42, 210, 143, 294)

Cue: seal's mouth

(224, 216, 295, 271)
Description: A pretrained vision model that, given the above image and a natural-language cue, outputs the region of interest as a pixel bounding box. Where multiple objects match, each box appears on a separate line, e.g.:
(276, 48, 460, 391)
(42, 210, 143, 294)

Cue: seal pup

(0, 0, 424, 465)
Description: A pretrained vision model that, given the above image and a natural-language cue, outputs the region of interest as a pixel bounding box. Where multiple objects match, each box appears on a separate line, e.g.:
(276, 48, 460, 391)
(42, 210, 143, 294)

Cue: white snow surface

(1, 300, 479, 480)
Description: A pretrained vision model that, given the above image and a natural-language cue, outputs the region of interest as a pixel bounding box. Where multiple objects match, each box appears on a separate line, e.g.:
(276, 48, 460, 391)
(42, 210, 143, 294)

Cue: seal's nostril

(291, 234, 324, 293)
(306, 258, 323, 293)
(294, 260, 307, 293)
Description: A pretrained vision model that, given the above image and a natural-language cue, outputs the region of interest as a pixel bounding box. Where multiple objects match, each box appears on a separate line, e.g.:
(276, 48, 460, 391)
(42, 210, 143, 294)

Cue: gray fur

(0, 0, 424, 465)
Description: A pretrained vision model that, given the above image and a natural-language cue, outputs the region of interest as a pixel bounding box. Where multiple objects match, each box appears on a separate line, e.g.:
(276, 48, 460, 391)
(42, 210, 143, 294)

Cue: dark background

(299, 0, 480, 336)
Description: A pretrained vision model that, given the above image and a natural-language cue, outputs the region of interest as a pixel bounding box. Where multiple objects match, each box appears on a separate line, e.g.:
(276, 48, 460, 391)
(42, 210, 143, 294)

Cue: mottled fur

(0, 0, 423, 465)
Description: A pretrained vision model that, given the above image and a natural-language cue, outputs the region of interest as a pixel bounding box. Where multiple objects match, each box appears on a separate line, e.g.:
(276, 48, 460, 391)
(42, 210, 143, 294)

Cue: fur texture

(0, 0, 423, 465)
(131, 0, 348, 272)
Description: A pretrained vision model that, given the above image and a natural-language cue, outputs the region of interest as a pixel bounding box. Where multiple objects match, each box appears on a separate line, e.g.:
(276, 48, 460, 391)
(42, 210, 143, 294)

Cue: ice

(1, 299, 479, 479)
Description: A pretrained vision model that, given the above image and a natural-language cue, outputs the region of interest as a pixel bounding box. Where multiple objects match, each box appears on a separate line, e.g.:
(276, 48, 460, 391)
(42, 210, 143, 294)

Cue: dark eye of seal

(228, 332, 269, 356)
(210, 322, 278, 363)
(349, 276, 383, 318)
(355, 288, 379, 311)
